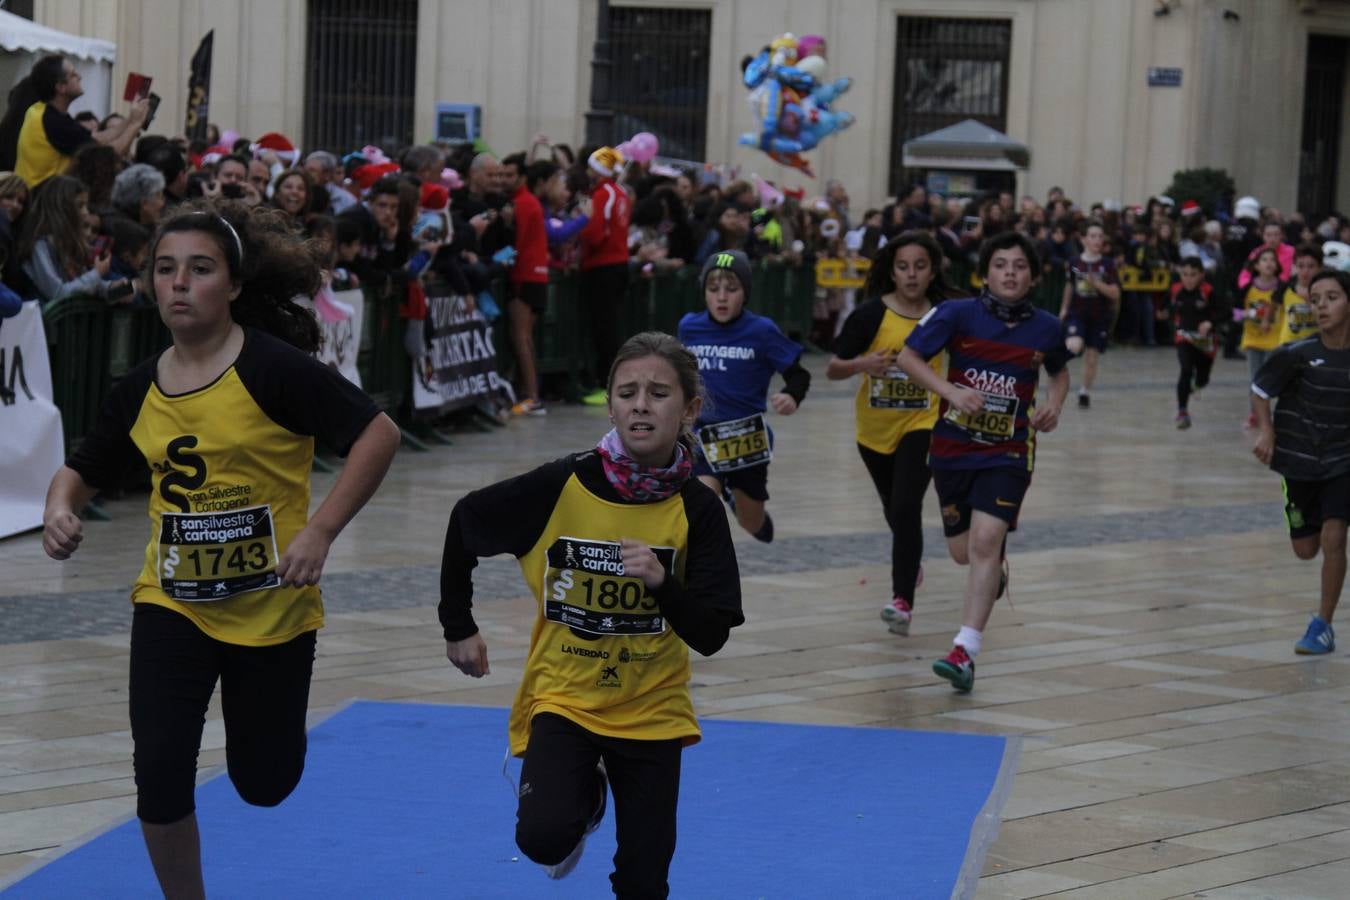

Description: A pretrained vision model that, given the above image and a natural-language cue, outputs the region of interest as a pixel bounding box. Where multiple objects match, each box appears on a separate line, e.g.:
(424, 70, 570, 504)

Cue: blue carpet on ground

(2, 701, 1015, 899)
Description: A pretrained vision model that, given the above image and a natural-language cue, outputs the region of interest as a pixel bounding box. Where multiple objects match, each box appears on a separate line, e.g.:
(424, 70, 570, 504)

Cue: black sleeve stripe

(233, 328, 381, 456)
(832, 298, 886, 359)
(65, 356, 158, 487)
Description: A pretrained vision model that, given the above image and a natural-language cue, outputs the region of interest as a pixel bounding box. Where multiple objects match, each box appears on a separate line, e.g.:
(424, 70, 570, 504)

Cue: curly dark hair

(862, 229, 951, 304)
(147, 201, 323, 352)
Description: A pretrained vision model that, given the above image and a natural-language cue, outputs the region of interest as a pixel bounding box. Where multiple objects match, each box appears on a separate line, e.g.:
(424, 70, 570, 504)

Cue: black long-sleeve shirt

(440, 451, 744, 656)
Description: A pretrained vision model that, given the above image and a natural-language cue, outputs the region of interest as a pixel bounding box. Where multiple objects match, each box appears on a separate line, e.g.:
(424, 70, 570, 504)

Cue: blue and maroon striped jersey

(906, 297, 1069, 472)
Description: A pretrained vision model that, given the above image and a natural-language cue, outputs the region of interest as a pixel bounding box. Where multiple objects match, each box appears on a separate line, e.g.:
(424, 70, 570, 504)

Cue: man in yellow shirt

(15, 55, 148, 187)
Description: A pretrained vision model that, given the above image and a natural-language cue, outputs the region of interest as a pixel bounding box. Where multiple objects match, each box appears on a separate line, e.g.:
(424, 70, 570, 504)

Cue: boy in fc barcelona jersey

(898, 231, 1070, 692)
(678, 250, 810, 543)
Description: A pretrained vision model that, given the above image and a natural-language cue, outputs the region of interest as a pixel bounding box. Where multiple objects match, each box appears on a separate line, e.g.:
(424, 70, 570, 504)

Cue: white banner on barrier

(410, 289, 513, 413)
(297, 286, 364, 388)
(0, 302, 65, 539)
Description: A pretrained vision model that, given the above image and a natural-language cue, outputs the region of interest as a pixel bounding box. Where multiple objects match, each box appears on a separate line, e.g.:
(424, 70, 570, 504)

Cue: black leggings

(129, 604, 316, 824)
(1176, 344, 1214, 409)
(858, 430, 933, 601)
(581, 263, 630, 386)
(516, 712, 682, 900)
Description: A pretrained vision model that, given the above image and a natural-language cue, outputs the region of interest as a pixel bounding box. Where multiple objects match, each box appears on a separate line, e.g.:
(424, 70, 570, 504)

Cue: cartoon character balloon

(739, 33, 854, 177)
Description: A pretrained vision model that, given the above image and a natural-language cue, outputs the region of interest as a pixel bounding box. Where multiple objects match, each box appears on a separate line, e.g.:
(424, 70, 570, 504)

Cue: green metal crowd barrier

(355, 288, 408, 416)
(40, 261, 821, 452)
(489, 260, 820, 398)
(40, 298, 175, 451)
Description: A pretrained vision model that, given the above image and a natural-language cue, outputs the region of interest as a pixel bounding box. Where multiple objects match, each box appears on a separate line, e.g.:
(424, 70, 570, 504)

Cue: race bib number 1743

(157, 505, 281, 601)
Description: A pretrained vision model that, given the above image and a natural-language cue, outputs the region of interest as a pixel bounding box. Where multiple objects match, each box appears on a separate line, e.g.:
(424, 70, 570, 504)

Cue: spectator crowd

(3, 52, 1350, 421)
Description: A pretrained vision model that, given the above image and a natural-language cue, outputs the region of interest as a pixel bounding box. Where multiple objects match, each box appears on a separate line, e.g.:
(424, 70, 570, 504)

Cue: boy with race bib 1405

(677, 250, 810, 543)
(898, 231, 1071, 692)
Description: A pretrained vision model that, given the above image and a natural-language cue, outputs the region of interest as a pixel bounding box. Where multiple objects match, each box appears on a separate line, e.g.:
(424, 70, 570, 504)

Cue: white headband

(216, 214, 244, 264)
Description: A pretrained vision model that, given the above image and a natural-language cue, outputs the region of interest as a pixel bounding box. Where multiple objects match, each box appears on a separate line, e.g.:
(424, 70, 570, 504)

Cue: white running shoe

(881, 596, 913, 635)
(544, 760, 608, 880)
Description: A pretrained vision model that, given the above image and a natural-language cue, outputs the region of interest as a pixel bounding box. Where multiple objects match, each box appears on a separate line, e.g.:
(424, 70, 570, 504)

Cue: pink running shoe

(881, 596, 913, 635)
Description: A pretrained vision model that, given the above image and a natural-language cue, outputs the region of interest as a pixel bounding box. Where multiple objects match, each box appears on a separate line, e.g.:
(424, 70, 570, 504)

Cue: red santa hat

(352, 161, 400, 191)
(252, 132, 301, 166)
(419, 182, 449, 211)
(198, 144, 233, 167)
(1180, 199, 1202, 217)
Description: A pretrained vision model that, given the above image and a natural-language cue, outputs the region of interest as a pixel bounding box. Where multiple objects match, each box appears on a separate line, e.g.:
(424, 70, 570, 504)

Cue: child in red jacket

(578, 147, 632, 406)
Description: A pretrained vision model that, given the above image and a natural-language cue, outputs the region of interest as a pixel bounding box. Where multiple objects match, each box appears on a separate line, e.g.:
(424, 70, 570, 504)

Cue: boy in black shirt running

(1171, 257, 1217, 429)
(1252, 269, 1350, 654)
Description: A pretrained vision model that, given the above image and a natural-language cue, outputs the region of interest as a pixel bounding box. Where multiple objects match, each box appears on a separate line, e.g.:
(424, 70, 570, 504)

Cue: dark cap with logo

(700, 249, 752, 300)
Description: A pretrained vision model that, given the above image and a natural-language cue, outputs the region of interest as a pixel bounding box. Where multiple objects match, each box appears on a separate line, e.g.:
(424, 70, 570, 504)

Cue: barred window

(1298, 34, 1347, 217)
(304, 0, 417, 154)
(609, 6, 711, 162)
(890, 16, 1012, 194)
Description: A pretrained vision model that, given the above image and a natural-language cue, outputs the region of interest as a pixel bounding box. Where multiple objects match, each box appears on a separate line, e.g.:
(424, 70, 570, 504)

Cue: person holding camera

(9, 56, 149, 187)
(17, 174, 132, 303)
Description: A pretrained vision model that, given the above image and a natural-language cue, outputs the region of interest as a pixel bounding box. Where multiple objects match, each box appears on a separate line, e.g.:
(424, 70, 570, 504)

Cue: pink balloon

(630, 132, 659, 163)
(220, 129, 240, 147)
(616, 140, 635, 160)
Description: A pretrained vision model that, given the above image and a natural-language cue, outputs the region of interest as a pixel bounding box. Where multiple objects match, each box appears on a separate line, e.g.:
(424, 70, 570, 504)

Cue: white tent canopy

(902, 119, 1031, 172)
(0, 10, 116, 119)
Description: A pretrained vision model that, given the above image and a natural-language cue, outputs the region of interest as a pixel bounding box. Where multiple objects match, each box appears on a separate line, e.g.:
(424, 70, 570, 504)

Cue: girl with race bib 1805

(441, 331, 744, 897)
(677, 250, 810, 543)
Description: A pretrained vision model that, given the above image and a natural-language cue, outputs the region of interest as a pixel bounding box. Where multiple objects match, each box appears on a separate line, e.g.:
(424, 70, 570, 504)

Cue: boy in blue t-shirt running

(678, 251, 810, 542)
(898, 232, 1071, 692)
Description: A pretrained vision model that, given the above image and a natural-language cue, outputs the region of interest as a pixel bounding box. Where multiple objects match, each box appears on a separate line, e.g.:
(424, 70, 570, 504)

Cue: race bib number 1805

(157, 504, 281, 601)
(543, 537, 674, 636)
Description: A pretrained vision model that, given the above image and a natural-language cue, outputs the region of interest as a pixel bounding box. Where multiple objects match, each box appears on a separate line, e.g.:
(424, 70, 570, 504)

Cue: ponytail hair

(148, 201, 323, 352)
(607, 331, 706, 452)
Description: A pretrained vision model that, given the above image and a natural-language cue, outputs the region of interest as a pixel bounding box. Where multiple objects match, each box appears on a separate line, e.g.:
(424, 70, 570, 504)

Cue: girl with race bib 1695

(827, 231, 949, 636)
(677, 250, 810, 543)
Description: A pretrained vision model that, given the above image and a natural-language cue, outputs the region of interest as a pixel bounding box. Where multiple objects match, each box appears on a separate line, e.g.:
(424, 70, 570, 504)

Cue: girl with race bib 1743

(42, 203, 401, 899)
(677, 250, 810, 543)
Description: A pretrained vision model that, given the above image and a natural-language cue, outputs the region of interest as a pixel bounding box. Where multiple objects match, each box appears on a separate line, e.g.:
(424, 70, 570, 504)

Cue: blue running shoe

(1295, 616, 1335, 655)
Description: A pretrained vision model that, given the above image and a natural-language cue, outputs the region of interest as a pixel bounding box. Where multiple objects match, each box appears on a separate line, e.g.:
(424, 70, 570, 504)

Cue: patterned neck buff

(978, 288, 1035, 323)
(595, 428, 692, 502)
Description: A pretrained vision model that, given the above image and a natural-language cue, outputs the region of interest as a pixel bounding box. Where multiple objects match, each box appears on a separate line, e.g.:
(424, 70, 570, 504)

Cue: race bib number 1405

(945, 392, 1019, 444)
